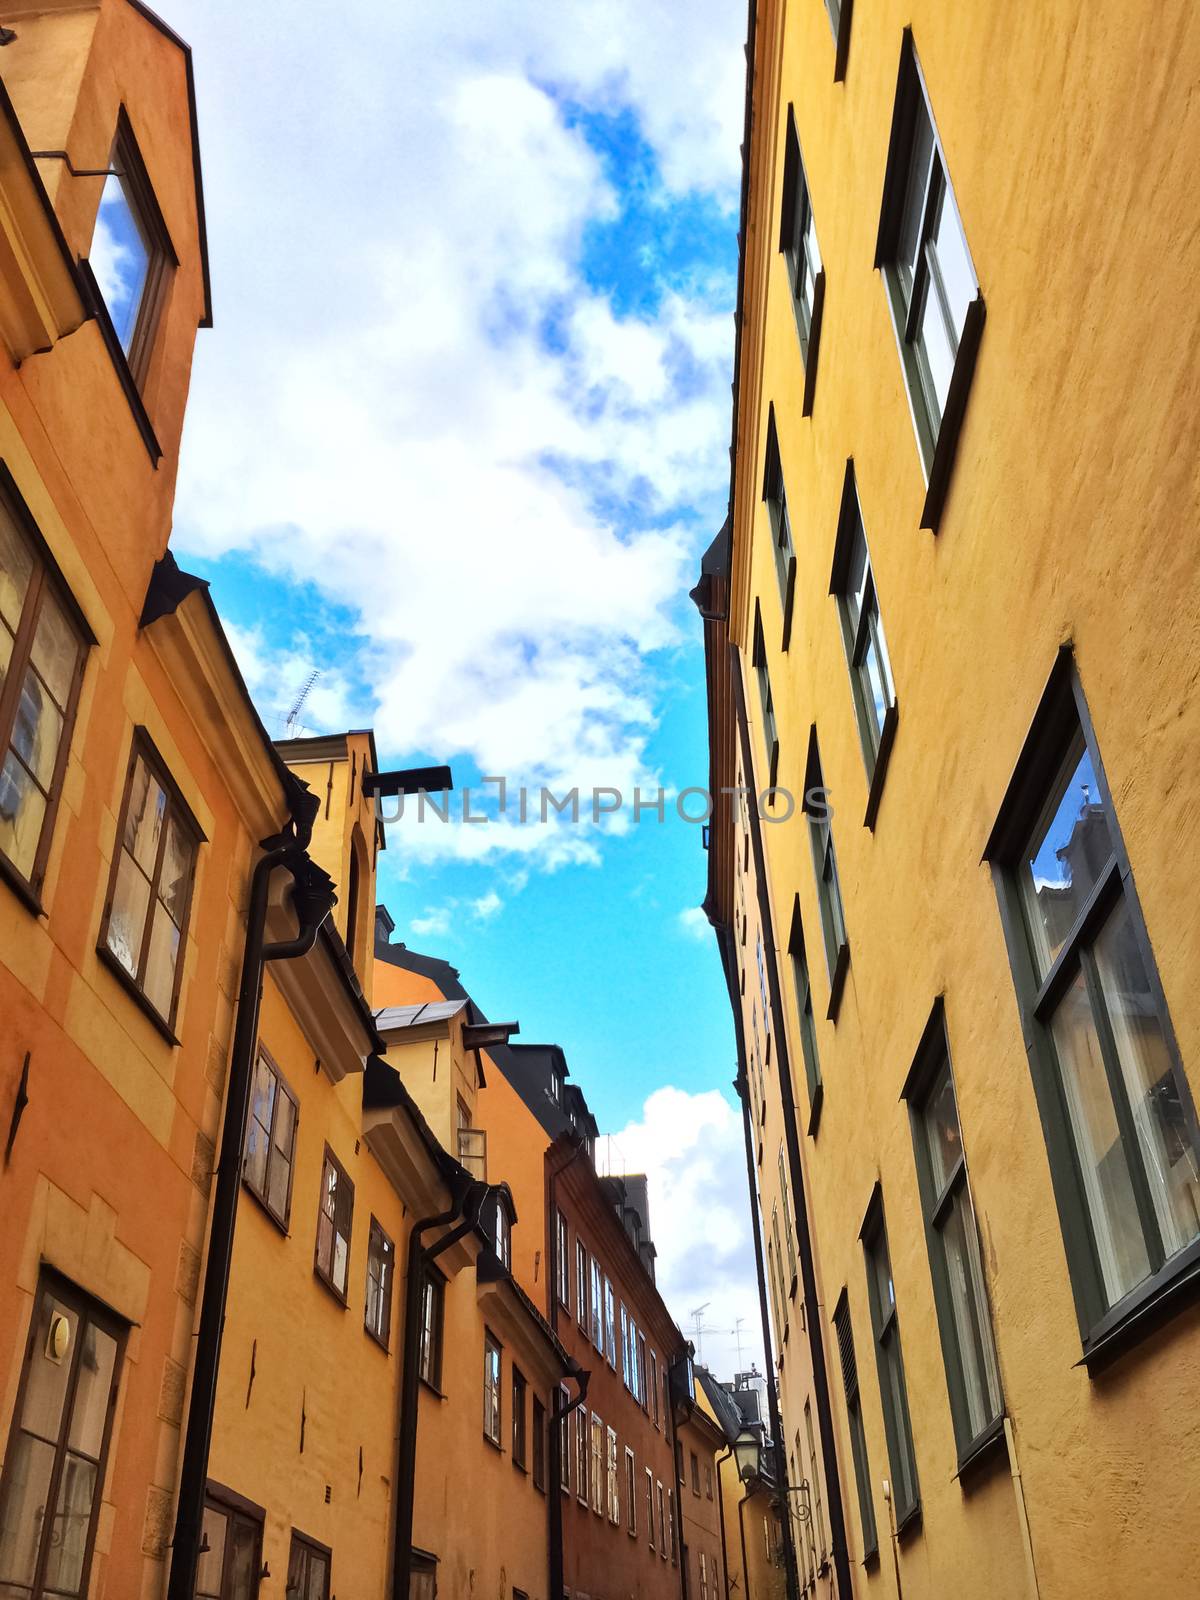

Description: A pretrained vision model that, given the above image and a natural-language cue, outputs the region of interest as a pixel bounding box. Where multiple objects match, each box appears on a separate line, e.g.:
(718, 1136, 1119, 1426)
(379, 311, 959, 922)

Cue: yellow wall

(724, 2, 1200, 1597)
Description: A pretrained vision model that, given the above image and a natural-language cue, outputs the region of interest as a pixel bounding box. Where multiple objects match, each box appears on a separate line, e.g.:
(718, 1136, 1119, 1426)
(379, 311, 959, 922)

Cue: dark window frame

(532, 1394, 547, 1492)
(197, 1481, 265, 1600)
(364, 1216, 395, 1352)
(0, 1269, 127, 1600)
(832, 1289, 877, 1563)
(752, 602, 780, 796)
(511, 1365, 528, 1470)
(829, 463, 899, 827)
(875, 31, 985, 531)
(762, 407, 798, 649)
(483, 1328, 503, 1448)
(0, 464, 92, 913)
(984, 649, 1200, 1366)
(286, 1529, 331, 1600)
(418, 1265, 445, 1392)
(241, 1047, 298, 1232)
(98, 728, 203, 1042)
(803, 729, 850, 1019)
(778, 110, 826, 413)
(822, 0, 854, 80)
(313, 1143, 354, 1305)
(860, 1188, 921, 1533)
(788, 895, 824, 1133)
(901, 1001, 1005, 1468)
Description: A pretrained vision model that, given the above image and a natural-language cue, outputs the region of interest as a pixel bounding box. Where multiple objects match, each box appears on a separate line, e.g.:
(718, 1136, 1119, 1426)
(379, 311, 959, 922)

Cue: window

(704, 1464, 713, 1500)
(876, 34, 983, 527)
(985, 656, 1200, 1354)
(795, 1435, 815, 1582)
(576, 1406, 590, 1504)
(788, 898, 824, 1130)
(285, 1532, 330, 1600)
(751, 603, 779, 792)
(861, 1191, 920, 1529)
(831, 466, 898, 820)
(512, 1367, 527, 1469)
(636, 1332, 648, 1409)
(418, 1269, 444, 1390)
(410, 1552, 437, 1600)
(805, 1402, 826, 1562)
(657, 1481, 667, 1559)
(667, 1488, 677, 1566)
(483, 1332, 502, 1446)
(831, 1290, 877, 1560)
(243, 1049, 298, 1227)
(559, 1384, 571, 1494)
(0, 1274, 125, 1600)
(494, 1200, 512, 1271)
(690, 1451, 700, 1495)
(699, 1550, 708, 1600)
(590, 1258, 604, 1349)
(590, 1413, 604, 1514)
(364, 1218, 395, 1350)
(100, 736, 200, 1031)
(625, 1447, 637, 1534)
(313, 1147, 354, 1301)
(762, 408, 797, 646)
(779, 113, 825, 408)
(576, 1238, 589, 1325)
(0, 481, 88, 902)
(803, 731, 849, 1018)
(86, 110, 175, 387)
(606, 1426, 620, 1523)
(770, 1208, 788, 1336)
(195, 1491, 262, 1600)
(903, 1010, 1003, 1459)
(646, 1469, 655, 1551)
(556, 1210, 571, 1309)
(533, 1396, 547, 1491)
(604, 1277, 617, 1368)
(650, 1350, 660, 1427)
(777, 1145, 798, 1289)
(457, 1098, 487, 1180)
(822, 0, 853, 80)
(620, 1304, 632, 1389)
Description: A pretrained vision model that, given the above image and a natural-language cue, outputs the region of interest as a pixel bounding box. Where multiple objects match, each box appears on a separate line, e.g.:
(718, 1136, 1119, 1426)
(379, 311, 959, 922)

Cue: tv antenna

(689, 1302, 721, 1363)
(284, 669, 321, 739)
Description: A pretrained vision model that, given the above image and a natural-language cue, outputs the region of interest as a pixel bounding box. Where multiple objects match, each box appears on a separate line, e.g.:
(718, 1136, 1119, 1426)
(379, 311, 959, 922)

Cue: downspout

(168, 789, 334, 1600)
(392, 1178, 491, 1600)
(548, 1369, 589, 1600)
(718, 914, 801, 1600)
(668, 1386, 688, 1600)
(715, 1445, 733, 1598)
(546, 1136, 586, 1600)
(731, 651, 853, 1600)
(737, 1486, 752, 1599)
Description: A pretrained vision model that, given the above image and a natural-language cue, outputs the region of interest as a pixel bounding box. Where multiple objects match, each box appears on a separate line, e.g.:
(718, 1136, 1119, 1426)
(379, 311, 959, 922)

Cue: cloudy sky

(167, 0, 759, 1377)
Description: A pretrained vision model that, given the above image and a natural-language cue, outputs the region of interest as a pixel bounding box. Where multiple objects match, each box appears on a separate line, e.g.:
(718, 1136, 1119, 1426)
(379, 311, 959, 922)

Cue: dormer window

(494, 1202, 512, 1271)
(550, 1072, 561, 1103)
(88, 111, 174, 388)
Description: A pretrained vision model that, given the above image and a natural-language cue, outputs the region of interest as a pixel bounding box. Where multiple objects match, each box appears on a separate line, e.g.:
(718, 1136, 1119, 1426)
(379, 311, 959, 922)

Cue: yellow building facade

(699, 2, 1200, 1598)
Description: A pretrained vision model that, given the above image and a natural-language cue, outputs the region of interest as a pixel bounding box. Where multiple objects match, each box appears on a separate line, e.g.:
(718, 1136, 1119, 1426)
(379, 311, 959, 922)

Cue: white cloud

(409, 905, 453, 938)
(472, 890, 504, 921)
(602, 1087, 763, 1380)
(677, 905, 710, 941)
(165, 1, 741, 871)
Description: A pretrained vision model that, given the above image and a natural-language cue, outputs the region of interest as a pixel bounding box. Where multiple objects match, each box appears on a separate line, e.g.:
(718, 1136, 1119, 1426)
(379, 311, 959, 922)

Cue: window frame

(778, 111, 826, 412)
(483, 1329, 503, 1448)
(576, 1236, 589, 1325)
(762, 407, 798, 648)
(286, 1529, 331, 1600)
(576, 1404, 590, 1506)
(0, 465, 92, 912)
(364, 1216, 395, 1352)
(98, 729, 203, 1040)
(604, 1276, 617, 1369)
(803, 729, 850, 1018)
(511, 1365, 527, 1471)
(829, 463, 899, 825)
(589, 1411, 604, 1515)
(606, 1424, 620, 1524)
(822, 0, 854, 80)
(418, 1265, 445, 1392)
(751, 602, 780, 794)
(902, 1001, 1005, 1466)
(875, 31, 984, 531)
(556, 1209, 571, 1311)
(241, 1047, 298, 1232)
(625, 1445, 637, 1535)
(646, 1467, 656, 1551)
(831, 1288, 878, 1563)
(860, 1188, 921, 1533)
(196, 1482, 265, 1600)
(788, 896, 824, 1132)
(0, 1269, 127, 1600)
(533, 1394, 547, 1492)
(312, 1144, 355, 1305)
(985, 650, 1200, 1365)
(558, 1383, 572, 1494)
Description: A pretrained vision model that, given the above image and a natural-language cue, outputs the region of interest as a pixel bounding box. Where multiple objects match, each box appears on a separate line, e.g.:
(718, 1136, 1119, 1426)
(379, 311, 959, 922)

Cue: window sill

(364, 1323, 391, 1356)
(483, 1432, 504, 1455)
(832, 0, 853, 80)
(894, 1503, 922, 1542)
(953, 1415, 1007, 1483)
(512, 1459, 528, 1476)
(864, 701, 899, 832)
(788, 1271, 799, 1302)
(240, 1176, 291, 1238)
(96, 944, 180, 1045)
(800, 270, 826, 417)
(920, 294, 985, 533)
(807, 1081, 824, 1138)
(419, 1377, 446, 1401)
(0, 852, 45, 917)
(826, 941, 850, 1022)
(1079, 1236, 1200, 1374)
(77, 258, 163, 466)
(862, 1546, 880, 1570)
(312, 1267, 350, 1310)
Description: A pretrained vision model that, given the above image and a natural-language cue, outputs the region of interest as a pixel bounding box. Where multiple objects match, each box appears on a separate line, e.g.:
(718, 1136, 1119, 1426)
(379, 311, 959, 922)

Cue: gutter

(167, 784, 337, 1600)
(730, 653, 853, 1600)
(715, 1443, 734, 1598)
(546, 1135, 588, 1600)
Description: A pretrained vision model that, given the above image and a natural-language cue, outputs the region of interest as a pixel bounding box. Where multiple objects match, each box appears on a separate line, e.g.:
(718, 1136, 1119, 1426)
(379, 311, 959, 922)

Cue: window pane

(884, 1344, 915, 1509)
(251, 1053, 277, 1135)
(158, 815, 193, 925)
(244, 1120, 268, 1196)
(316, 1210, 333, 1278)
(67, 1324, 117, 1459)
(897, 107, 935, 286)
(1094, 899, 1200, 1258)
(19, 1296, 78, 1443)
(195, 1505, 227, 1598)
(31, 591, 79, 710)
(843, 522, 868, 636)
(923, 1067, 962, 1194)
(91, 175, 151, 353)
(227, 1516, 259, 1600)
(42, 1450, 96, 1594)
(142, 901, 180, 1017)
(272, 1086, 294, 1156)
(915, 276, 956, 421)
(1022, 740, 1115, 977)
(306, 1551, 329, 1600)
(333, 1230, 349, 1294)
(0, 622, 12, 700)
(13, 670, 62, 790)
(1050, 967, 1151, 1304)
(123, 759, 166, 876)
(856, 631, 889, 745)
(0, 751, 46, 879)
(930, 184, 974, 342)
(0, 512, 32, 632)
(0, 1433, 56, 1586)
(940, 1191, 1002, 1437)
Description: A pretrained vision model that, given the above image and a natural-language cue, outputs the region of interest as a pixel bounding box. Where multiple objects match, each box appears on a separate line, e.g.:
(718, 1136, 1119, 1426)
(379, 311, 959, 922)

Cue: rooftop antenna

(689, 1301, 715, 1363)
(731, 1316, 747, 1368)
(284, 669, 321, 739)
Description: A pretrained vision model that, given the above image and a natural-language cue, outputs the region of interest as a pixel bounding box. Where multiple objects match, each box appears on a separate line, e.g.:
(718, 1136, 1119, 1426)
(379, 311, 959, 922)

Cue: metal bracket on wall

(4, 1051, 30, 1167)
(31, 151, 121, 178)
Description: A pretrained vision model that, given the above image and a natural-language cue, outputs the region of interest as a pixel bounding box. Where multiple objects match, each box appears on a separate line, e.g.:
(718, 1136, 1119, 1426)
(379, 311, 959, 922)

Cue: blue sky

(167, 0, 758, 1375)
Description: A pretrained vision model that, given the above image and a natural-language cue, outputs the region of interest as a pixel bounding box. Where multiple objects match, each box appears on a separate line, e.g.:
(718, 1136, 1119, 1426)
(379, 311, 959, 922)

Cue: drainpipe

(548, 1368, 589, 1600)
(168, 790, 335, 1600)
(737, 1485, 752, 1599)
(546, 1136, 586, 1600)
(730, 651, 853, 1600)
(715, 1445, 733, 1598)
(392, 1178, 492, 1600)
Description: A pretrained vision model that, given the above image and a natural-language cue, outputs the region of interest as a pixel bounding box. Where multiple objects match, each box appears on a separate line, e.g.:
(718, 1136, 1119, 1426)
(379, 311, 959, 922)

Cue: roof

(375, 998, 467, 1032)
(696, 1366, 745, 1442)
